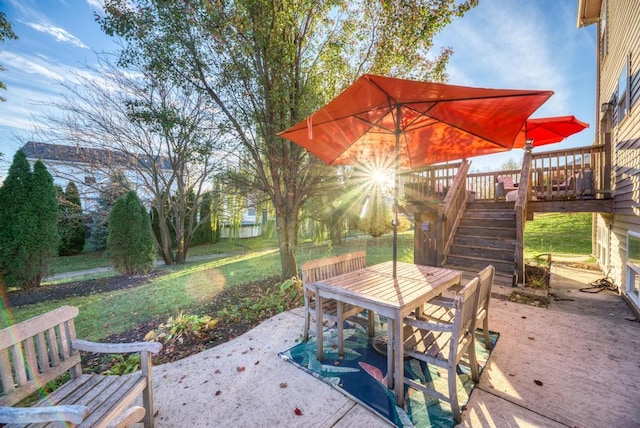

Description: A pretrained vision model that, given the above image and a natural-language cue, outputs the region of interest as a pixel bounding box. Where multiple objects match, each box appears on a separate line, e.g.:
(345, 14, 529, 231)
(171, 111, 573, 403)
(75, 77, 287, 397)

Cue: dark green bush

(106, 190, 156, 275)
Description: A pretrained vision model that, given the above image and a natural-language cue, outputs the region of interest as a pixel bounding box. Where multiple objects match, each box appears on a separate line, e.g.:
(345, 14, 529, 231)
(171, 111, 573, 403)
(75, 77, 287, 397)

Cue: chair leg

(483, 318, 491, 350)
(448, 361, 461, 424)
(303, 306, 310, 342)
(469, 336, 480, 384)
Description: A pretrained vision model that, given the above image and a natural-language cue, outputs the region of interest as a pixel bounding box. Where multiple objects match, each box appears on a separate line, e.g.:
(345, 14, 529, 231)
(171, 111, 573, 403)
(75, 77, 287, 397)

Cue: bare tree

(39, 59, 229, 264)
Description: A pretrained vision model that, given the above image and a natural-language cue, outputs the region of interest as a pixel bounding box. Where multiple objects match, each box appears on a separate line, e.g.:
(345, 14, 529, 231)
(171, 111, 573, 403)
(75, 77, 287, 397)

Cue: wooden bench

(301, 251, 374, 355)
(0, 306, 162, 427)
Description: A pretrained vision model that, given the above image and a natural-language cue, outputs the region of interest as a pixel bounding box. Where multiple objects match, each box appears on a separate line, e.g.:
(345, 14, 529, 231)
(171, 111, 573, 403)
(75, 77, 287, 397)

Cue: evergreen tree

(106, 191, 156, 275)
(25, 161, 59, 287)
(58, 181, 85, 256)
(86, 173, 129, 252)
(0, 152, 59, 289)
(0, 150, 32, 288)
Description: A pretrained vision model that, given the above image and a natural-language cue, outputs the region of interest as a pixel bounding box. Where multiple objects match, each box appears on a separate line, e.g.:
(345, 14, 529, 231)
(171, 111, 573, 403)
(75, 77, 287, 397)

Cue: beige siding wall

(595, 1, 640, 297)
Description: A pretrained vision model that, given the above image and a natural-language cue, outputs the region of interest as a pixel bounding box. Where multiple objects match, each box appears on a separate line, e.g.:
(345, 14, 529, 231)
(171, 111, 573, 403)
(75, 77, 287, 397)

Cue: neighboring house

(22, 141, 263, 238)
(21, 141, 171, 211)
(219, 205, 263, 239)
(578, 0, 640, 313)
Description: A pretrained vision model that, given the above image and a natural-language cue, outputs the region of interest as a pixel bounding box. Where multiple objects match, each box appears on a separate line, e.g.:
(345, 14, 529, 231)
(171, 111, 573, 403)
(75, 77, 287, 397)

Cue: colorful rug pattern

(279, 316, 498, 427)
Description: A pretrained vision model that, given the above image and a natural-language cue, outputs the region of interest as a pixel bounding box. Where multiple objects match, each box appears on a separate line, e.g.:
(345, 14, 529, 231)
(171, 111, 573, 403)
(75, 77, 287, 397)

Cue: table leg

(393, 310, 405, 406)
(337, 301, 344, 356)
(316, 290, 324, 361)
(386, 318, 394, 391)
(368, 311, 375, 337)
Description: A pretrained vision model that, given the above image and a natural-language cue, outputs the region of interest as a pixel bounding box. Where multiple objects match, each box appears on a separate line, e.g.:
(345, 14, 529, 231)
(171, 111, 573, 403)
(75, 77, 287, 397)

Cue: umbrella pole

(393, 106, 400, 279)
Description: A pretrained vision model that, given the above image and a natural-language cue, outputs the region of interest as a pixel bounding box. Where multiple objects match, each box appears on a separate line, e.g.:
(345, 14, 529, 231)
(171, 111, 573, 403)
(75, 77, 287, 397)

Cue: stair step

(453, 235, 516, 249)
(459, 218, 516, 228)
(466, 201, 515, 210)
(446, 254, 514, 273)
(456, 226, 516, 239)
(449, 244, 515, 261)
(444, 264, 514, 287)
(463, 210, 515, 220)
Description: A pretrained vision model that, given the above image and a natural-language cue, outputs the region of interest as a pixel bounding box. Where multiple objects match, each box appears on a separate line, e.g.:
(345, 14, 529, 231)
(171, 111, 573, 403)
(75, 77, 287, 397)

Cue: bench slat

(10, 344, 28, 388)
(35, 332, 50, 374)
(0, 348, 14, 397)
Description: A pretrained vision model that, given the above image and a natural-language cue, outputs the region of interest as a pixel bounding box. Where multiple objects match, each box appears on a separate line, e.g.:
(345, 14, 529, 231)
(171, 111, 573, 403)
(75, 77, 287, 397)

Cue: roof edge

(577, 0, 602, 28)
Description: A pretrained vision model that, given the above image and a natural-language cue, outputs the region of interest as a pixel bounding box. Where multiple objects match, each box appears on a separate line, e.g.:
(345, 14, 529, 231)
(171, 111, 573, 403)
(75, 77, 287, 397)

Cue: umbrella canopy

(278, 74, 554, 170)
(514, 115, 589, 148)
(278, 74, 553, 276)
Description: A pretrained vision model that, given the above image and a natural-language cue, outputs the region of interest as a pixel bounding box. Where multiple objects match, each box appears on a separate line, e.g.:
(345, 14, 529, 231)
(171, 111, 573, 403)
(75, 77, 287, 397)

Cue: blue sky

(0, 0, 597, 178)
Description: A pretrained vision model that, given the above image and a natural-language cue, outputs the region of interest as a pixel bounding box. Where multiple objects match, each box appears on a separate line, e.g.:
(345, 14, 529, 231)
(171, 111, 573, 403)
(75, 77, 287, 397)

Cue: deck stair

(443, 201, 516, 286)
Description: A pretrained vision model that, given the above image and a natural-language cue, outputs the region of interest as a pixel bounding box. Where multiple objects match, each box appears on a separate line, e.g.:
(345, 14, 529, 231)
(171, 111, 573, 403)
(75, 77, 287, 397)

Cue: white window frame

(600, 0, 608, 60)
(617, 54, 630, 123)
(626, 231, 640, 308)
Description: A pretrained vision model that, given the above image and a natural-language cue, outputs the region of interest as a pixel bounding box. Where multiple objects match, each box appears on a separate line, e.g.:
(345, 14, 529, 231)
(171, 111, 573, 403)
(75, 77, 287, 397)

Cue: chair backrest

(300, 251, 367, 286)
(450, 277, 480, 359)
(0, 306, 81, 406)
(497, 176, 514, 187)
(476, 265, 495, 319)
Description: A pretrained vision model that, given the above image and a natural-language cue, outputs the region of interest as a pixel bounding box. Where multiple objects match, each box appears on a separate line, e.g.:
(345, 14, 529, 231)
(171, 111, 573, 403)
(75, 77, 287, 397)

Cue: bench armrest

(0, 405, 90, 424)
(72, 339, 162, 354)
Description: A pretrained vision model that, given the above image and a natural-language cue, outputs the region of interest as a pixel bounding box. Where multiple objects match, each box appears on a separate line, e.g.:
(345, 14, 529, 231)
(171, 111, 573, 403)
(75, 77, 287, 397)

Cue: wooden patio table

(313, 261, 462, 406)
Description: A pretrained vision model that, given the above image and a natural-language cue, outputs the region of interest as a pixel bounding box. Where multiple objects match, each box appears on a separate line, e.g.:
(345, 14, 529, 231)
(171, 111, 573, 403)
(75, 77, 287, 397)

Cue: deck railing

(466, 169, 520, 201)
(529, 144, 608, 200)
(400, 162, 462, 204)
(439, 161, 470, 263)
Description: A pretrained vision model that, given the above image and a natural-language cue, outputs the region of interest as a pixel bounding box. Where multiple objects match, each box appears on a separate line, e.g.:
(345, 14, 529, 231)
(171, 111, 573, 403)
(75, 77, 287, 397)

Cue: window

(616, 54, 630, 123)
(626, 232, 640, 308)
(600, 0, 608, 60)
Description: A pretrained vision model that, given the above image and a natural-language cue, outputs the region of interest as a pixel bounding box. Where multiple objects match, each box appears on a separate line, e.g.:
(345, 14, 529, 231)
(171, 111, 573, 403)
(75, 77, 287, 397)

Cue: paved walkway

(140, 259, 640, 427)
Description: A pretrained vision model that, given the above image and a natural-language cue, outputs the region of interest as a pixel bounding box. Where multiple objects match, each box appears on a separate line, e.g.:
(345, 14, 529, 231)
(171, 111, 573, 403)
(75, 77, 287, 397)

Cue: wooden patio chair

(300, 251, 373, 355)
(402, 277, 481, 423)
(417, 265, 495, 350)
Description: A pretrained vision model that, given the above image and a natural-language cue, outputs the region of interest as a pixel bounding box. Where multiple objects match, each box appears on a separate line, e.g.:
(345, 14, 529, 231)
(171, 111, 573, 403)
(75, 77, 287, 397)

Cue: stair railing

(438, 160, 470, 265)
(514, 145, 533, 286)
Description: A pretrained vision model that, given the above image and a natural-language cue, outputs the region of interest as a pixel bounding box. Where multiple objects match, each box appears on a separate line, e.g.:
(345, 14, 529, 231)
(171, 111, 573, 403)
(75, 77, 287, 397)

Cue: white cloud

(24, 22, 90, 49)
(85, 0, 105, 11)
(0, 51, 63, 81)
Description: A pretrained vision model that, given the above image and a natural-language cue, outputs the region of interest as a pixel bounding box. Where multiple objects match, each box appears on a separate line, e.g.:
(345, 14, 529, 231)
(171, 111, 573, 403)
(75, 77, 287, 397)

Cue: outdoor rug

(279, 316, 498, 427)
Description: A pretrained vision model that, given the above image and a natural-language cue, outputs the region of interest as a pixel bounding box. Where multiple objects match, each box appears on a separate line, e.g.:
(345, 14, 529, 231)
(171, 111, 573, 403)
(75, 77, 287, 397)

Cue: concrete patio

(146, 259, 640, 427)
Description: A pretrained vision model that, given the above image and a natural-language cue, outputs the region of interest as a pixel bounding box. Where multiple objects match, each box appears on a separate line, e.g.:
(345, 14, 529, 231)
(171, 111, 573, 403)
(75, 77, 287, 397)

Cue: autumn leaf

(294, 407, 303, 416)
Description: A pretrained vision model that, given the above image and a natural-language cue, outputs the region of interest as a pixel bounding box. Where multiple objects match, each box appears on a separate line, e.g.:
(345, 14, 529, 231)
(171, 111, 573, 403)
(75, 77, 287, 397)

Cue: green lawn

(524, 212, 592, 260)
(5, 212, 592, 341)
(3, 233, 414, 340)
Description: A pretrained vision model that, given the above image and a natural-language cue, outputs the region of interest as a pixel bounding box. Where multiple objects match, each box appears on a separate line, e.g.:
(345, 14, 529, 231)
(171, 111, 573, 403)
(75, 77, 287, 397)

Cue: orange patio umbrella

(278, 74, 553, 276)
(514, 115, 589, 148)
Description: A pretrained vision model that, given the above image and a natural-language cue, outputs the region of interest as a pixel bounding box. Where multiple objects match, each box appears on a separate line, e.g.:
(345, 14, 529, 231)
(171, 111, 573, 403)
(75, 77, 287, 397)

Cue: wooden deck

(398, 145, 614, 284)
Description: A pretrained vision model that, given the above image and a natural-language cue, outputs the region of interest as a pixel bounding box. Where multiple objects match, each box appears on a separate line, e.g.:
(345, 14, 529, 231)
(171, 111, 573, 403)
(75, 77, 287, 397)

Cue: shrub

(106, 190, 157, 275)
(58, 181, 85, 256)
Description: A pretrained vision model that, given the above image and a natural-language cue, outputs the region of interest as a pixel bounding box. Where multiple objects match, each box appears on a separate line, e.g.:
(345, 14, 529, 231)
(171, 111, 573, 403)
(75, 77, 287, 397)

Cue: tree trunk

(276, 208, 298, 279)
(155, 207, 175, 264)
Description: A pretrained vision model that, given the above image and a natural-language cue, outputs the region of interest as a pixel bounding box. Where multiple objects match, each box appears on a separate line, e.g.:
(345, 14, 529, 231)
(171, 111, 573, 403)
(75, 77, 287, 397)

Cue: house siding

(591, 0, 640, 307)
